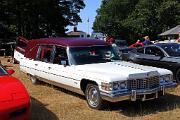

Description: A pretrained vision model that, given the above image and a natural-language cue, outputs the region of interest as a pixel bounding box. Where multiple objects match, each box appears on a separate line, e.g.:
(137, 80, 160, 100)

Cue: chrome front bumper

(100, 82, 177, 102)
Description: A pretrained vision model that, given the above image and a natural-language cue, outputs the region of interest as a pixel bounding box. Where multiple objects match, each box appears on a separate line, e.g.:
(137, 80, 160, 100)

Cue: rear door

(34, 45, 54, 79)
(47, 46, 80, 88)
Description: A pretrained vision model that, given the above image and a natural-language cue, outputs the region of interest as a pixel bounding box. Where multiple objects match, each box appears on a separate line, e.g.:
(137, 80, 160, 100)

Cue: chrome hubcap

(87, 86, 99, 107)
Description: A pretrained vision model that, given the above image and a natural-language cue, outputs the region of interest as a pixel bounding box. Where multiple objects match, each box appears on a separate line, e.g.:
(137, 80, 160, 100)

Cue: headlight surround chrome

(101, 81, 127, 91)
(160, 74, 173, 83)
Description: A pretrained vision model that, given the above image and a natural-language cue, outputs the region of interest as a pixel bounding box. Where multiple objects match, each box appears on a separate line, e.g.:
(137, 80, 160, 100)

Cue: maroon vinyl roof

(28, 37, 107, 48)
(25, 37, 108, 59)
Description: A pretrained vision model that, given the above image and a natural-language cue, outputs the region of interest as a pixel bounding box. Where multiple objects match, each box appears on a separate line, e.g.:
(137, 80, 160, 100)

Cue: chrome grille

(128, 76, 159, 90)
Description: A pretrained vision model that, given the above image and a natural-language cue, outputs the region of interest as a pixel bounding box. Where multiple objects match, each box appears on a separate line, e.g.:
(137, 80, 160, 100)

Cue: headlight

(101, 82, 113, 91)
(101, 81, 127, 91)
(113, 82, 119, 90)
(160, 74, 173, 83)
(119, 81, 127, 89)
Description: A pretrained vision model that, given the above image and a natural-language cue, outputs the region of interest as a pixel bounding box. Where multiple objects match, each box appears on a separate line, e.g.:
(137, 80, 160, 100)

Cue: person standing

(143, 36, 153, 45)
(130, 39, 144, 48)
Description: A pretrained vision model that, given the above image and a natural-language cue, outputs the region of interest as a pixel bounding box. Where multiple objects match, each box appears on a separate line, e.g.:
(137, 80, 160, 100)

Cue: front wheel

(85, 84, 105, 109)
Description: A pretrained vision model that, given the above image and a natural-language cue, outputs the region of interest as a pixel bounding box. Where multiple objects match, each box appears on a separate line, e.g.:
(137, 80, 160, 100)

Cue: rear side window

(53, 46, 68, 65)
(137, 48, 144, 53)
(36, 45, 54, 63)
(145, 47, 164, 56)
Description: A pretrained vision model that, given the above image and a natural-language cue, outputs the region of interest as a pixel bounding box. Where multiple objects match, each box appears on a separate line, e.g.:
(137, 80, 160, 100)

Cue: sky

(67, 0, 102, 35)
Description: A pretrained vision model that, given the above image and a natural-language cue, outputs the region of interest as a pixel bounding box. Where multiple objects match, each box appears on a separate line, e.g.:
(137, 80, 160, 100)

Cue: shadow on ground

(104, 93, 180, 117)
(30, 97, 59, 120)
(37, 81, 180, 117)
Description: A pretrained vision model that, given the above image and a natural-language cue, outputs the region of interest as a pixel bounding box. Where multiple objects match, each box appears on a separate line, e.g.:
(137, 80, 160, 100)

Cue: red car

(0, 64, 30, 120)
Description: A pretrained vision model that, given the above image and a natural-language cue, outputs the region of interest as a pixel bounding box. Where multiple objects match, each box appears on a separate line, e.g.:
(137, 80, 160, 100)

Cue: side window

(145, 47, 164, 56)
(145, 47, 153, 55)
(137, 48, 144, 54)
(53, 46, 68, 65)
(36, 45, 54, 62)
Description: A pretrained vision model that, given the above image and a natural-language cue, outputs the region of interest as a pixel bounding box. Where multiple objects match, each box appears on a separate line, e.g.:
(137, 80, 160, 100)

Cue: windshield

(69, 45, 120, 65)
(159, 44, 180, 57)
(0, 66, 8, 76)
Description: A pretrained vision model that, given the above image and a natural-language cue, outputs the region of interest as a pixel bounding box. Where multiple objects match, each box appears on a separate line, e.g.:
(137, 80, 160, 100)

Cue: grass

(1, 56, 180, 120)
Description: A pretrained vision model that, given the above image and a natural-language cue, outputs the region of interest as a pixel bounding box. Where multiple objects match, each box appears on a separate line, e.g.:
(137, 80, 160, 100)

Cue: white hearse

(20, 37, 177, 109)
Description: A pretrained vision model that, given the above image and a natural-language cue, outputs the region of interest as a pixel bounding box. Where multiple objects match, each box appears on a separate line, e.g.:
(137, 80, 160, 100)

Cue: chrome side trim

(35, 76, 84, 95)
(101, 95, 130, 102)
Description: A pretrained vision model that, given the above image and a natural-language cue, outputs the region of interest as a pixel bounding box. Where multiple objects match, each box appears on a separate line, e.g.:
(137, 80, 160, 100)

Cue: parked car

(157, 39, 178, 43)
(20, 37, 176, 109)
(0, 64, 30, 120)
(13, 36, 29, 64)
(0, 42, 16, 57)
(121, 43, 180, 82)
(91, 31, 104, 40)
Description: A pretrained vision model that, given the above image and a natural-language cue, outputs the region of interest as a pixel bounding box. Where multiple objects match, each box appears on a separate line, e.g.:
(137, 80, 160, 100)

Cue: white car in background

(155, 39, 178, 43)
(91, 31, 104, 40)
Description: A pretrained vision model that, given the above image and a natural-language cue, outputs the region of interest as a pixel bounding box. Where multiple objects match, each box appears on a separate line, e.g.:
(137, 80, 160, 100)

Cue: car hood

(75, 61, 171, 82)
(0, 76, 29, 103)
(167, 56, 180, 62)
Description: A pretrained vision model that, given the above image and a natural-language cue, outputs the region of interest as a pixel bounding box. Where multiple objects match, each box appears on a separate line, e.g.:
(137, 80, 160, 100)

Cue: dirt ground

(1, 56, 180, 120)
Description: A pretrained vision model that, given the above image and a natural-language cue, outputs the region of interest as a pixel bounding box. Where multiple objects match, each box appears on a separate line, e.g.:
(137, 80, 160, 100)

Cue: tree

(0, 0, 85, 40)
(93, 0, 180, 43)
(123, 0, 180, 42)
(157, 0, 180, 32)
(123, 0, 160, 41)
(93, 0, 138, 39)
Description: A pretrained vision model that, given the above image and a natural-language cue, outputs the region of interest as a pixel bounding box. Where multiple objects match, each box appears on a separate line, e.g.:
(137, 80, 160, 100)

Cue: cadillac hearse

(20, 37, 177, 109)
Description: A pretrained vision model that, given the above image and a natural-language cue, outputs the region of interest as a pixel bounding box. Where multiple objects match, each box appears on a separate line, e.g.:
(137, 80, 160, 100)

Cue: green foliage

(93, 0, 180, 43)
(0, 0, 85, 40)
(157, 0, 180, 29)
(93, 0, 139, 41)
